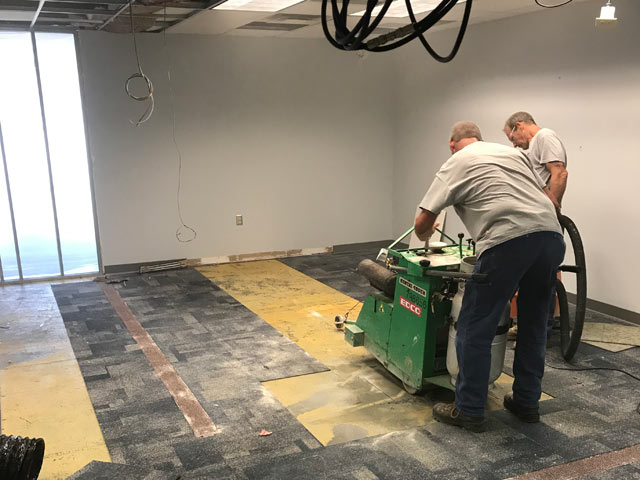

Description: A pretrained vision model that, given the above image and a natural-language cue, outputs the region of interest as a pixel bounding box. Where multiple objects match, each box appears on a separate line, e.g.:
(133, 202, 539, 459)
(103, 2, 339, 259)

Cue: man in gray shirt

(504, 112, 568, 340)
(503, 112, 568, 207)
(415, 121, 564, 432)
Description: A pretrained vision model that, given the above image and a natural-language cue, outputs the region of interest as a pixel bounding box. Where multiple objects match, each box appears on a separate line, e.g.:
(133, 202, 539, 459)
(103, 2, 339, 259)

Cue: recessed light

(213, 0, 305, 13)
(350, 0, 465, 19)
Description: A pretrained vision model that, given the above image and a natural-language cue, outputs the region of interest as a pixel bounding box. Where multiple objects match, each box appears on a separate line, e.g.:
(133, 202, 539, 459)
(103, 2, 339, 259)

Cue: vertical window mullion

(30, 30, 64, 276)
(0, 122, 23, 281)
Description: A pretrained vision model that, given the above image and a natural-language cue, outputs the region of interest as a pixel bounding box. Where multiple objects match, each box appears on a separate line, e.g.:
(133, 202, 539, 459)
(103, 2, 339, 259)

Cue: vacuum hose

(357, 259, 397, 298)
(0, 435, 45, 480)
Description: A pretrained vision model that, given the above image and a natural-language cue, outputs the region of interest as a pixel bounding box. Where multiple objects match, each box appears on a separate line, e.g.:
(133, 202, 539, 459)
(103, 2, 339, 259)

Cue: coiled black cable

(321, 0, 473, 62)
(535, 0, 573, 8)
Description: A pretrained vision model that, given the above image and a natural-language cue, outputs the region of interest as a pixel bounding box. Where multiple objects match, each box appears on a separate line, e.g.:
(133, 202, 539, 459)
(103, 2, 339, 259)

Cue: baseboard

(104, 258, 187, 274)
(105, 247, 335, 274)
(566, 292, 640, 325)
(199, 247, 332, 266)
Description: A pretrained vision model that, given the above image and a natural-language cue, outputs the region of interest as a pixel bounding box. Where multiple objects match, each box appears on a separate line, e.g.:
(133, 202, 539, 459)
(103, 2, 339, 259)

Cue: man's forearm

(415, 209, 438, 241)
(549, 174, 567, 205)
(547, 166, 568, 205)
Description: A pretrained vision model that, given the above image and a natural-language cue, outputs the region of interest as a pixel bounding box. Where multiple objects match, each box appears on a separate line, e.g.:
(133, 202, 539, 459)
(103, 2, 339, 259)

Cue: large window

(0, 32, 99, 282)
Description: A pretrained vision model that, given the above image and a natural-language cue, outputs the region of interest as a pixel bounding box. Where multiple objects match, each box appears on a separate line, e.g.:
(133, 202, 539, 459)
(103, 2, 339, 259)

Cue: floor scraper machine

(337, 227, 510, 393)
(338, 215, 587, 393)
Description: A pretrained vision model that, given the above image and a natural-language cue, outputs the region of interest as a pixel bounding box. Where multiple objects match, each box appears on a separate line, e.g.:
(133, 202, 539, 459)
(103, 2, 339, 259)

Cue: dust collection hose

(556, 214, 587, 361)
(0, 435, 45, 480)
(358, 259, 397, 298)
(321, 0, 473, 62)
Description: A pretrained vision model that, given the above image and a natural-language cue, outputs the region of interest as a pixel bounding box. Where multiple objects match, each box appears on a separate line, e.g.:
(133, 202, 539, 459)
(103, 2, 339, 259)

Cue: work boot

(433, 403, 486, 432)
(507, 324, 518, 340)
(503, 393, 540, 423)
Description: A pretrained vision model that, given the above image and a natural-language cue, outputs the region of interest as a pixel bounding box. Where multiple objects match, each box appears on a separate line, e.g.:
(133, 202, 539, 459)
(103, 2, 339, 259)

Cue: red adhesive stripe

(100, 283, 218, 437)
(505, 443, 640, 480)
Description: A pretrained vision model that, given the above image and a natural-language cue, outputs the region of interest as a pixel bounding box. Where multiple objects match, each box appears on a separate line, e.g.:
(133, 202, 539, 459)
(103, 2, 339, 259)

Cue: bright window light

(351, 0, 465, 19)
(213, 0, 305, 12)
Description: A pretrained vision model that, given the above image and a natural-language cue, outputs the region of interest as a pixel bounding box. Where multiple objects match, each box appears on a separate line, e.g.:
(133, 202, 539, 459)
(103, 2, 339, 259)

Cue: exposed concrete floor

(0, 247, 639, 479)
(0, 282, 110, 479)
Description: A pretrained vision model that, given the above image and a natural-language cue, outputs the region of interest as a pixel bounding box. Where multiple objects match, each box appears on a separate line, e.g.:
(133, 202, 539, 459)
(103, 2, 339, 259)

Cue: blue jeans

(454, 231, 565, 417)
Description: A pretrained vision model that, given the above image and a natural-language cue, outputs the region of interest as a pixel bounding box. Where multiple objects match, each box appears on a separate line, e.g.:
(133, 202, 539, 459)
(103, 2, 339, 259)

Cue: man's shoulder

(464, 141, 522, 158)
(536, 128, 560, 140)
(538, 127, 558, 137)
(532, 128, 566, 153)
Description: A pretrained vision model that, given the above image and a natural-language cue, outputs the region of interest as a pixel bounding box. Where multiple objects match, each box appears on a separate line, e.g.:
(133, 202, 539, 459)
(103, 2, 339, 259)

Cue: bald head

(449, 121, 482, 154)
(450, 121, 483, 142)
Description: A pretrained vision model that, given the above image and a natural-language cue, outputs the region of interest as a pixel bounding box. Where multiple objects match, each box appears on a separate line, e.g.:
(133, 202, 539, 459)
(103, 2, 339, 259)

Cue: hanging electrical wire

(163, 2, 197, 243)
(321, 0, 473, 62)
(534, 0, 573, 7)
(125, 0, 155, 126)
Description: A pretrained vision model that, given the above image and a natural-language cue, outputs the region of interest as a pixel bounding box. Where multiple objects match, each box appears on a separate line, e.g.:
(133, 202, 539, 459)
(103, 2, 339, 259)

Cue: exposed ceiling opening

(0, 0, 594, 36)
(0, 0, 220, 33)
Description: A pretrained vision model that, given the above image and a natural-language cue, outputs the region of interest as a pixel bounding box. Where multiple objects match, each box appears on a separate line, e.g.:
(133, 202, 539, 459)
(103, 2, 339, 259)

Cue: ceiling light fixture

(595, 1, 617, 27)
(213, 0, 304, 13)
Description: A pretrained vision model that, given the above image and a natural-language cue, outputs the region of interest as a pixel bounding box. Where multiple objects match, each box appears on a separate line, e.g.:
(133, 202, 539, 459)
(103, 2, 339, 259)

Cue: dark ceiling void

(0, 0, 223, 33)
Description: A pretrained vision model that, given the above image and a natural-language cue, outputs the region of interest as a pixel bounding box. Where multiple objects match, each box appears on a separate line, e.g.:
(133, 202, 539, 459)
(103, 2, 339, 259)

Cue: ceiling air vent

(238, 21, 308, 31)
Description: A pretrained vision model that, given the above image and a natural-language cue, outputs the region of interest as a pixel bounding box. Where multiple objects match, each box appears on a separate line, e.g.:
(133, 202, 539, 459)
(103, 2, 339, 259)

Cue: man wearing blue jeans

(415, 121, 565, 432)
(503, 111, 569, 341)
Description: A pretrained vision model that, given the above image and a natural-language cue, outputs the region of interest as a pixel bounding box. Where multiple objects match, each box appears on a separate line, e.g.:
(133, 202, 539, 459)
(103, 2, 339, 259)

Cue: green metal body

(349, 229, 473, 391)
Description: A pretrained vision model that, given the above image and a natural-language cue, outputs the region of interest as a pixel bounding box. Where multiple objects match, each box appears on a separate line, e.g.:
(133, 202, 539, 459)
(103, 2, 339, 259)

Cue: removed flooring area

(0, 247, 639, 478)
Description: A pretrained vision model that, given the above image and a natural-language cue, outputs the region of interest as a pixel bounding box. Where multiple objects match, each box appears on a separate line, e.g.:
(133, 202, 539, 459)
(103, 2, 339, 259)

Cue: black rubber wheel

(557, 214, 587, 361)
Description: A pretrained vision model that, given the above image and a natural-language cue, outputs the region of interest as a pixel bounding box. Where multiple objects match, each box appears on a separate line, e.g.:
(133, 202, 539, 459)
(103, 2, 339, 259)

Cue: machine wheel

(557, 214, 587, 361)
(402, 380, 423, 395)
(334, 315, 345, 330)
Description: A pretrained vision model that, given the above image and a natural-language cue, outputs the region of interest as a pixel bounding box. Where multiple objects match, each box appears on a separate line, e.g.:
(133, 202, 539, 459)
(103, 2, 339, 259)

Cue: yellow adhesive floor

(198, 260, 543, 445)
(581, 322, 640, 352)
(0, 285, 110, 480)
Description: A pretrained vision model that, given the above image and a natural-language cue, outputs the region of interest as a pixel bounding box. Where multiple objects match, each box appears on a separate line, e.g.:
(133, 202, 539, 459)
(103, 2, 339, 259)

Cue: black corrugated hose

(0, 435, 45, 480)
(321, 0, 473, 62)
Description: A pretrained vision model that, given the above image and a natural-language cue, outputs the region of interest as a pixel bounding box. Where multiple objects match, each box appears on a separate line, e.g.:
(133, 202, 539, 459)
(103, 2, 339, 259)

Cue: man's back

(422, 141, 561, 255)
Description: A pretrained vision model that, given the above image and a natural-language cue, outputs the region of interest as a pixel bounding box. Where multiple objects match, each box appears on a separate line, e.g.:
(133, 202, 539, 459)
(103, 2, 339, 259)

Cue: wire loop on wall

(162, 2, 197, 243)
(125, 0, 155, 126)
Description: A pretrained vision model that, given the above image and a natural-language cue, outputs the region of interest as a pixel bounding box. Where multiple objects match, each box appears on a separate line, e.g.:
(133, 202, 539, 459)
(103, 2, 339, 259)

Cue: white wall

(79, 1, 640, 313)
(78, 32, 395, 266)
(392, 0, 640, 312)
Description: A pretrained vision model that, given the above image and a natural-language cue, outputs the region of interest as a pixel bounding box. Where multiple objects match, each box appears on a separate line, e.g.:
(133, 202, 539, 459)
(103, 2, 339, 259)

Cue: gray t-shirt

(525, 128, 567, 186)
(419, 141, 561, 257)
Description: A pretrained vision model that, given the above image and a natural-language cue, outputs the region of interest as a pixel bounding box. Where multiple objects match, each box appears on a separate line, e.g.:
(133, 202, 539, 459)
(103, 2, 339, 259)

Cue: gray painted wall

(78, 32, 395, 266)
(392, 0, 640, 312)
(79, 0, 639, 313)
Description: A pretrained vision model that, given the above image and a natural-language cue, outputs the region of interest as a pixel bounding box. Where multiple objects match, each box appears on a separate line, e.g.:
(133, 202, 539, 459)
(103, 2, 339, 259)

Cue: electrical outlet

(236, 214, 243, 226)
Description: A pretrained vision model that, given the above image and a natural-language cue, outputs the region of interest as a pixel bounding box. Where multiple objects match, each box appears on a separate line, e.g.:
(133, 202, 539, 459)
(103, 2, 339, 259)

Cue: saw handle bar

(387, 225, 457, 250)
(559, 264, 582, 273)
(388, 265, 489, 284)
(423, 270, 489, 283)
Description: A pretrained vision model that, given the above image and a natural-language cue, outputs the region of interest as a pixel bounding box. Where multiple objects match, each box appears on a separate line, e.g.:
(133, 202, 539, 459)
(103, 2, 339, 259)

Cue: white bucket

(446, 256, 509, 386)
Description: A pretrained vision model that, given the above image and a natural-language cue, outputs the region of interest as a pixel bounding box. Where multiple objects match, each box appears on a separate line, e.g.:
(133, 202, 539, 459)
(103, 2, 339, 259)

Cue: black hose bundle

(0, 435, 45, 480)
(321, 0, 473, 62)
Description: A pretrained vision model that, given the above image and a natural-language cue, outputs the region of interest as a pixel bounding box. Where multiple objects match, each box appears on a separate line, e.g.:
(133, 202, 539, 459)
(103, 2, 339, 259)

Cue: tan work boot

(433, 403, 486, 432)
